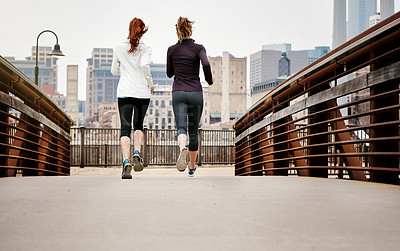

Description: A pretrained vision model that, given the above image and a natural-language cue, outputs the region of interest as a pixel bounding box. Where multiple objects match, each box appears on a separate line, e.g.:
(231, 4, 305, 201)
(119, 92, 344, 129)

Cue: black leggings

(172, 91, 203, 151)
(118, 97, 150, 138)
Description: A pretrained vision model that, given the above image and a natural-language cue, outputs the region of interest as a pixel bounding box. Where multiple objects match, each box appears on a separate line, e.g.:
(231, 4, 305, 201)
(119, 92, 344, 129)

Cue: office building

(5, 46, 60, 95)
(78, 100, 86, 126)
(380, 0, 395, 20)
(151, 63, 174, 86)
(65, 65, 79, 125)
(332, 0, 347, 49)
(286, 51, 308, 74)
(370, 13, 381, 27)
(250, 49, 281, 89)
(302, 46, 331, 64)
(249, 44, 308, 89)
(262, 43, 291, 52)
(85, 48, 117, 126)
(207, 52, 247, 128)
(348, 0, 377, 40)
(251, 77, 286, 105)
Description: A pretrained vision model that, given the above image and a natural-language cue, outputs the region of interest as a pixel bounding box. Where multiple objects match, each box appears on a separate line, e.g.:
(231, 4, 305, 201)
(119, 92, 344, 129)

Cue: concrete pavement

(1, 168, 400, 250)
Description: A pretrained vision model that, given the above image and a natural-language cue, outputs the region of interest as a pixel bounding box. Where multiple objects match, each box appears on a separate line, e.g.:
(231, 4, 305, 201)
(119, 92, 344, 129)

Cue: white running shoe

(176, 147, 188, 172)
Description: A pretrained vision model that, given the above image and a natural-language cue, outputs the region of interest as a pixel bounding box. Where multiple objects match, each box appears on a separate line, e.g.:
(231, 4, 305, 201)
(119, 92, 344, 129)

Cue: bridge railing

(0, 56, 73, 177)
(234, 12, 400, 184)
(70, 127, 234, 167)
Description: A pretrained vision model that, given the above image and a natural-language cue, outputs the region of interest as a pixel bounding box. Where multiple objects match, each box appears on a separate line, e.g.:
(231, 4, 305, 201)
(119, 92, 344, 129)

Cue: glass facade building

(348, 0, 377, 40)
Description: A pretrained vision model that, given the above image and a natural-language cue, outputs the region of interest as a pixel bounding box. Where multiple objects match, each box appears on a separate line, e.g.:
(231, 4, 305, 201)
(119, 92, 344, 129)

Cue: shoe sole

(132, 156, 144, 172)
(121, 164, 132, 179)
(176, 149, 188, 172)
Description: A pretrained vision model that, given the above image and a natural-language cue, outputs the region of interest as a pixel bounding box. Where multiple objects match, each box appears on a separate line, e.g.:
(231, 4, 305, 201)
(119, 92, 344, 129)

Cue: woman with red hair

(111, 17, 154, 179)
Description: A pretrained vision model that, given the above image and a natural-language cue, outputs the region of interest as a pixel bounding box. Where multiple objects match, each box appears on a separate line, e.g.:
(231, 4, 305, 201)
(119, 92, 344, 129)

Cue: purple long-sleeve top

(167, 39, 213, 92)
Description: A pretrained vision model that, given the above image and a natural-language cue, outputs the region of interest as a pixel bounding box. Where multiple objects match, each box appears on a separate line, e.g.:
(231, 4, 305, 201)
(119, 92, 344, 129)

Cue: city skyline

(1, 0, 400, 101)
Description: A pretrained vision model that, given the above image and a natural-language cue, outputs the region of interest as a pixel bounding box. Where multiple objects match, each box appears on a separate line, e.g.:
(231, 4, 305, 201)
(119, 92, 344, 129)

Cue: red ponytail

(128, 18, 148, 53)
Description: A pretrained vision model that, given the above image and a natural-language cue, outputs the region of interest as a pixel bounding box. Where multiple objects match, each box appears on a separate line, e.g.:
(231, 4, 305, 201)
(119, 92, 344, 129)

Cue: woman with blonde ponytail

(167, 17, 213, 177)
(111, 17, 154, 179)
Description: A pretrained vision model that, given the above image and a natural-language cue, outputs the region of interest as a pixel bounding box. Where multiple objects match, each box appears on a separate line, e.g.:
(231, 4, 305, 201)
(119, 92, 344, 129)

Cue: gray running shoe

(188, 164, 197, 177)
(176, 147, 188, 172)
(132, 150, 144, 172)
(121, 159, 132, 179)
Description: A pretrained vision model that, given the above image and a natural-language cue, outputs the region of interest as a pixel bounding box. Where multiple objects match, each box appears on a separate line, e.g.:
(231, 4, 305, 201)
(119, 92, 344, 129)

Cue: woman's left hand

(150, 86, 155, 94)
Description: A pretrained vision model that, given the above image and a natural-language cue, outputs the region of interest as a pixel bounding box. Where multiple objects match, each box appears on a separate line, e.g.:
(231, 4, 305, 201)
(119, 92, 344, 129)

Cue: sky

(1, 0, 399, 100)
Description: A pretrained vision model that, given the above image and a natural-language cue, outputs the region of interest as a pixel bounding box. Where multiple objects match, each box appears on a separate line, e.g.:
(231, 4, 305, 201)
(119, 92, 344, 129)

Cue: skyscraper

(381, 0, 395, 20)
(332, 0, 347, 49)
(348, 0, 377, 40)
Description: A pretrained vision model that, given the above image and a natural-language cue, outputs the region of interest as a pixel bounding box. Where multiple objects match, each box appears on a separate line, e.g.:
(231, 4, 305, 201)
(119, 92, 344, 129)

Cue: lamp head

(48, 44, 64, 56)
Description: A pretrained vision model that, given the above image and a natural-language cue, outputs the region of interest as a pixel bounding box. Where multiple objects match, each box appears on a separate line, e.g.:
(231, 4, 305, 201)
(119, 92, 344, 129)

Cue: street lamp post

(34, 30, 65, 86)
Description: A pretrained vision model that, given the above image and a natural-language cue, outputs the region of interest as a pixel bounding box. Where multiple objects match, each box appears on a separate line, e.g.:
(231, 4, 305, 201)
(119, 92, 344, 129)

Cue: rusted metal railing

(70, 127, 234, 167)
(234, 12, 400, 184)
(0, 56, 73, 177)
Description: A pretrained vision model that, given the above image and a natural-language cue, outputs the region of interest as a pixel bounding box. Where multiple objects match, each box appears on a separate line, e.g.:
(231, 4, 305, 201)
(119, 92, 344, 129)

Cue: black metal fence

(70, 127, 234, 167)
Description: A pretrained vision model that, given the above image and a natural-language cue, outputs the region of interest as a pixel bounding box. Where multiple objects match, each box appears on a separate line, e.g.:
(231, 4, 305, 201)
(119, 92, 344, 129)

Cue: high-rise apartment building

(348, 0, 377, 40)
(207, 52, 247, 128)
(143, 64, 174, 129)
(144, 85, 174, 130)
